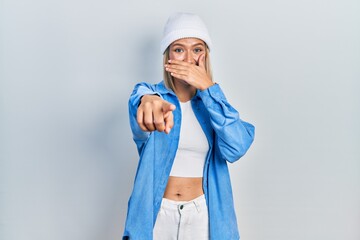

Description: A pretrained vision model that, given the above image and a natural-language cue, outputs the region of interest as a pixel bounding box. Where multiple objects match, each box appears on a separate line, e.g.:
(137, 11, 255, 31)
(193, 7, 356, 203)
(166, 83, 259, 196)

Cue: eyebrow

(171, 43, 205, 48)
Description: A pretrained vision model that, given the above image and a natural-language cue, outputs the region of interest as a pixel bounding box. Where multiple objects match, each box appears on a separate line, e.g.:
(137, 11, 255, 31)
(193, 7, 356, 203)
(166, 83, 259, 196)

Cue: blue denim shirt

(123, 81, 255, 240)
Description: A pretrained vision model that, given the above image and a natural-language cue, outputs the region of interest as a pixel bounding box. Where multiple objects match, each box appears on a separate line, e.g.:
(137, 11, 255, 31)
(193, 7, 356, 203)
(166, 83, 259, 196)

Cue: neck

(173, 79, 196, 102)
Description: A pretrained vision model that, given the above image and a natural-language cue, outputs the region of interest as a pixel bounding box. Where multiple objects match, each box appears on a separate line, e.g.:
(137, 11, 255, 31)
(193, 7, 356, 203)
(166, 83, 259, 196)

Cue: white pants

(153, 195, 209, 240)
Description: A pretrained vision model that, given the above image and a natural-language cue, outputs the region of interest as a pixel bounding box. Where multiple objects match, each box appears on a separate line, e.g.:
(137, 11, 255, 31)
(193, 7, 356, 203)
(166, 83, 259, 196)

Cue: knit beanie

(161, 12, 212, 54)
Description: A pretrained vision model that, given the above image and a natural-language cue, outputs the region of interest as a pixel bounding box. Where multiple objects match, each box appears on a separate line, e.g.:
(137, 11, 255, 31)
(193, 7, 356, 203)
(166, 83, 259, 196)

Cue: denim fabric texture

(123, 81, 255, 240)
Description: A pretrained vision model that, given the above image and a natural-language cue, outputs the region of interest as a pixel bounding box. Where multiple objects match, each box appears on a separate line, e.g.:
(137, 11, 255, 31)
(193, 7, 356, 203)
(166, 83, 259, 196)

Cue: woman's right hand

(137, 95, 176, 134)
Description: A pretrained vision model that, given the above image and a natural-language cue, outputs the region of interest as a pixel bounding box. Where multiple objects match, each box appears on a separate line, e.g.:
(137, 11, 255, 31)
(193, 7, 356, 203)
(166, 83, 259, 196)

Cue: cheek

(169, 52, 184, 61)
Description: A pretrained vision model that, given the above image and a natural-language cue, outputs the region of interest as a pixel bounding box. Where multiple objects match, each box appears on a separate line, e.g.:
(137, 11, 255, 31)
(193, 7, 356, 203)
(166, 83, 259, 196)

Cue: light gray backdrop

(1, 0, 359, 239)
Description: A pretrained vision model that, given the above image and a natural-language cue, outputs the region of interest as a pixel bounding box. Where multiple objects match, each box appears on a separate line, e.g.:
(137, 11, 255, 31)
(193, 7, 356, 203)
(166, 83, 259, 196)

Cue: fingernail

(168, 60, 172, 63)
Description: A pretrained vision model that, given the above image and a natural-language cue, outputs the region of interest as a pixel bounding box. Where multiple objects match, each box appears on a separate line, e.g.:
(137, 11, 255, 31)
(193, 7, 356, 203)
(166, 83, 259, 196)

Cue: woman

(123, 12, 255, 240)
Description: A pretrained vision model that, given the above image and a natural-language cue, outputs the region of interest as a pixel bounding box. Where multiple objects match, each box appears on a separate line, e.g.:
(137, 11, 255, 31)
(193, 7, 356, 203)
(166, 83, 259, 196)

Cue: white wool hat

(161, 12, 212, 54)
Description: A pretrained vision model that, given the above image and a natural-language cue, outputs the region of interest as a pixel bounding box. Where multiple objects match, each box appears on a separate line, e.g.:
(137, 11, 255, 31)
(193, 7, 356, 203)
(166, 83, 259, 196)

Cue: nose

(184, 50, 195, 64)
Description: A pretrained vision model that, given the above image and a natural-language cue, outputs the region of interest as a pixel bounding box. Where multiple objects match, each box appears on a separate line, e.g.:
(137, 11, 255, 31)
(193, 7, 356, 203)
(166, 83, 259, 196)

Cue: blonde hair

(163, 46, 213, 92)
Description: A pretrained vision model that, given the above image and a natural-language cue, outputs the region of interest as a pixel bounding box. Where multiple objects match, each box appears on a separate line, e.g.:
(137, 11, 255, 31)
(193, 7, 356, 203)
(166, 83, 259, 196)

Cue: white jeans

(153, 195, 209, 240)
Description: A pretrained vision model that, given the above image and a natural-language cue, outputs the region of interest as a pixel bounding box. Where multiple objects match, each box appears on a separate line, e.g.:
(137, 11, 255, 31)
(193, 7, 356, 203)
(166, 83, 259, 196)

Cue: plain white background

(1, 0, 359, 239)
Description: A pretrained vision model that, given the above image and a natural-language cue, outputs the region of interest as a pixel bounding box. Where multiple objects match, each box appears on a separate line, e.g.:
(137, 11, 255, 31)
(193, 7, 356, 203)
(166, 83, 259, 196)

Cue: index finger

(168, 59, 192, 67)
(164, 111, 174, 134)
(197, 53, 206, 68)
(162, 101, 176, 114)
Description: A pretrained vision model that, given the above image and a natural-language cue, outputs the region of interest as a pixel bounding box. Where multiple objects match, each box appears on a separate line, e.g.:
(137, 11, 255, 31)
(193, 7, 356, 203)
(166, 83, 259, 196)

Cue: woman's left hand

(165, 54, 214, 91)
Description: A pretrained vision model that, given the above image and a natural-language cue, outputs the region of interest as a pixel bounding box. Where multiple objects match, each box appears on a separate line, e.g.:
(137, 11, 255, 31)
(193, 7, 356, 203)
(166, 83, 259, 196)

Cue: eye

(194, 48, 203, 53)
(174, 48, 184, 53)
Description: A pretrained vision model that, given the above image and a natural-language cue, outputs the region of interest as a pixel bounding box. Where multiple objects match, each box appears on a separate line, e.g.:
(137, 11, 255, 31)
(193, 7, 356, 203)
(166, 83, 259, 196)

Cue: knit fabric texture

(161, 12, 212, 54)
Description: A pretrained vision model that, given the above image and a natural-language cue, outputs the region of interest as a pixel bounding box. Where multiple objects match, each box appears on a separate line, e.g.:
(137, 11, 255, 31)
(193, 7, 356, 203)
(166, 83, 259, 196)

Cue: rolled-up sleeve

(198, 84, 255, 162)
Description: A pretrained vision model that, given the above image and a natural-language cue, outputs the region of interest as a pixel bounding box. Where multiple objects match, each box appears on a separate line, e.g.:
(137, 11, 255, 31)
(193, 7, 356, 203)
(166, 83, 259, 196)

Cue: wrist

(200, 80, 215, 91)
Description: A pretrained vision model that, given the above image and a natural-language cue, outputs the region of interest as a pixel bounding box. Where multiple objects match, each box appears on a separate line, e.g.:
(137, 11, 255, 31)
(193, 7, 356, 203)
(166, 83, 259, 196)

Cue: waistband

(161, 194, 206, 211)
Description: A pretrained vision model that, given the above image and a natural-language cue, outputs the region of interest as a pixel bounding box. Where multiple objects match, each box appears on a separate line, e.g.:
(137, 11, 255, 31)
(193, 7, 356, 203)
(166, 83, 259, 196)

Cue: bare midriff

(163, 176, 204, 201)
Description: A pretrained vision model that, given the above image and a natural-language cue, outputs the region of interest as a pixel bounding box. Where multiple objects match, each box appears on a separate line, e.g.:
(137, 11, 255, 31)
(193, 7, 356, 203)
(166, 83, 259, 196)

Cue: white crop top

(169, 101, 209, 177)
